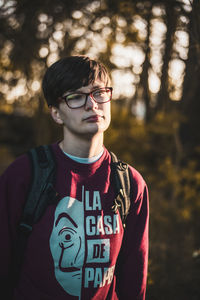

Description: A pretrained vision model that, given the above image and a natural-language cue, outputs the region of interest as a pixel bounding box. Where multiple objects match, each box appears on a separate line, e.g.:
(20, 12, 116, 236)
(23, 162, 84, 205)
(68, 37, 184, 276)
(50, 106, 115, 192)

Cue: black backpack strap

(21, 144, 57, 228)
(13, 145, 57, 285)
(110, 152, 131, 228)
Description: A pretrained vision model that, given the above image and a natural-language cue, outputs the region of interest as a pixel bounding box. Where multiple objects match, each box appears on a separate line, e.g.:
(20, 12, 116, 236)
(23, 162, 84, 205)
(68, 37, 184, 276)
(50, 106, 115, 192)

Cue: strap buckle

(111, 199, 121, 213)
(19, 222, 32, 234)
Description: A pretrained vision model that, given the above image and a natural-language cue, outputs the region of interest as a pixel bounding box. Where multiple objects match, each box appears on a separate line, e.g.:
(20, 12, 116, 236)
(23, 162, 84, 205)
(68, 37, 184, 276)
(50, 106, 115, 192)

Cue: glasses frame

(58, 87, 113, 109)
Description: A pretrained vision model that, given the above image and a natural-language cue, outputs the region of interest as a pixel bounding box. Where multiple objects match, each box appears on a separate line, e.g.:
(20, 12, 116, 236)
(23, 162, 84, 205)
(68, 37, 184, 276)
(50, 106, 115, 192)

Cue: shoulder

(106, 149, 147, 192)
(0, 153, 31, 185)
(0, 153, 32, 215)
(128, 165, 146, 189)
(2, 153, 30, 174)
(128, 164, 148, 204)
(4, 142, 58, 177)
(106, 149, 148, 202)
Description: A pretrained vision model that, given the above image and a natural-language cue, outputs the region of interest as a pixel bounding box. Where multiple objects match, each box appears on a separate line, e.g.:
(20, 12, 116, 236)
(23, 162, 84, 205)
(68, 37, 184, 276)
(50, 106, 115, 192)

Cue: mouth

(83, 115, 103, 122)
(59, 266, 81, 272)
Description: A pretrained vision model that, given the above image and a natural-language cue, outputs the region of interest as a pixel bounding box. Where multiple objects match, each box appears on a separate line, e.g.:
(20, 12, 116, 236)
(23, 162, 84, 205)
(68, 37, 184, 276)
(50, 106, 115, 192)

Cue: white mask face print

(49, 196, 85, 298)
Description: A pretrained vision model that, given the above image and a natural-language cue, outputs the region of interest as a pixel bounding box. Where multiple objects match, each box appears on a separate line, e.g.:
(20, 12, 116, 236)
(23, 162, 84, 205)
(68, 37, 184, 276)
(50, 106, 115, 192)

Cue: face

(50, 80, 111, 139)
(49, 196, 85, 297)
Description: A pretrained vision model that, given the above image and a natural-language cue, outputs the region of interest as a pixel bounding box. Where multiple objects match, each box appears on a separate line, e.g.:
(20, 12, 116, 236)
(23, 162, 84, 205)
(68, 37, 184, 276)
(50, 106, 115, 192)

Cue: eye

(58, 228, 76, 249)
(59, 227, 76, 243)
(94, 89, 104, 96)
(65, 233, 71, 241)
(93, 88, 111, 101)
(67, 94, 84, 101)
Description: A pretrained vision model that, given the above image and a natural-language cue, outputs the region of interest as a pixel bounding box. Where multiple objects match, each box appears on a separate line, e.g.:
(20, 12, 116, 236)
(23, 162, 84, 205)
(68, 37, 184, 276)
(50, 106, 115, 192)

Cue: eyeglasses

(58, 87, 113, 109)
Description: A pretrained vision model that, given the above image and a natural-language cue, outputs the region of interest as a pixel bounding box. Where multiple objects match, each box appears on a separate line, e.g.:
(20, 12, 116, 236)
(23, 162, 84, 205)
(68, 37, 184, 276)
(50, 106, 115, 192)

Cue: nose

(84, 94, 98, 110)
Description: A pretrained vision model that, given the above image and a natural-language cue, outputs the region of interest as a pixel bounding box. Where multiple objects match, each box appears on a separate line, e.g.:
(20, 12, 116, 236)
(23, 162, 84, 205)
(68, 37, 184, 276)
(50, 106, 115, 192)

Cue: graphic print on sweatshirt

(49, 185, 121, 299)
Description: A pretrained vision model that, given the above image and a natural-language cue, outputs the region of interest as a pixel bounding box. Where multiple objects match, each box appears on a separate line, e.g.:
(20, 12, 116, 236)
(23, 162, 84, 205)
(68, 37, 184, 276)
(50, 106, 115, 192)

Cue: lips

(84, 115, 103, 122)
(59, 266, 81, 272)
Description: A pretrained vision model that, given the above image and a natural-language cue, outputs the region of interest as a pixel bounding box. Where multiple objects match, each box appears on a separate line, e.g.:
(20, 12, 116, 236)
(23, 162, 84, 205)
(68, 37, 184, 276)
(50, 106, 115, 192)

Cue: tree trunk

(180, 0, 200, 159)
(156, 3, 176, 112)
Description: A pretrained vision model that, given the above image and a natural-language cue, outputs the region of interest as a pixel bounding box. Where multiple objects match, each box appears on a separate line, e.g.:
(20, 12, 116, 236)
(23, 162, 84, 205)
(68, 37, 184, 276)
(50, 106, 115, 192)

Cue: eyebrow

(55, 212, 78, 228)
(91, 85, 103, 89)
(70, 85, 104, 94)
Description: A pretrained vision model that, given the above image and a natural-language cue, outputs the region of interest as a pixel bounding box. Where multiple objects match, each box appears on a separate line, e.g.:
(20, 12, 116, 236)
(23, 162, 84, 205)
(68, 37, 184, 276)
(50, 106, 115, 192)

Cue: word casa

(86, 214, 120, 236)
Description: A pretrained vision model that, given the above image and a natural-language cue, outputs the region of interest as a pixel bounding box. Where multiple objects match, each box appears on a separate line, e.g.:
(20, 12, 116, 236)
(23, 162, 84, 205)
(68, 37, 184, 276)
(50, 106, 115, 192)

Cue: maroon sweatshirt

(0, 142, 149, 300)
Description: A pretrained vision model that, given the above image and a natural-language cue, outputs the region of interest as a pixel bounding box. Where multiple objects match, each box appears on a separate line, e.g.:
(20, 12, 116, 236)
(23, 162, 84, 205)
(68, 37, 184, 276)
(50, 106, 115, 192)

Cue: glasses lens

(92, 88, 112, 103)
(66, 93, 85, 108)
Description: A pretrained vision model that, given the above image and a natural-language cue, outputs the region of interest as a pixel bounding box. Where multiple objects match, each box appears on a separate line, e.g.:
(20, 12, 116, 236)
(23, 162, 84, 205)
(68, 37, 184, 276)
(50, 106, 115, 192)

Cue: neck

(60, 130, 104, 158)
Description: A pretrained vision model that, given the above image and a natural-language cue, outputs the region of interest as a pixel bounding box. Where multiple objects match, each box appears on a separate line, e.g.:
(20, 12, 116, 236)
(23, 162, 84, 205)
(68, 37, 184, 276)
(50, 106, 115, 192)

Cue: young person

(0, 56, 149, 300)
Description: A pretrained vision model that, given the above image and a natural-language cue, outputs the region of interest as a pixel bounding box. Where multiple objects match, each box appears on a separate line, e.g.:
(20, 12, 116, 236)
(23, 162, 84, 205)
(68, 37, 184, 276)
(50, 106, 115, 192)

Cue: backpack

(13, 145, 132, 284)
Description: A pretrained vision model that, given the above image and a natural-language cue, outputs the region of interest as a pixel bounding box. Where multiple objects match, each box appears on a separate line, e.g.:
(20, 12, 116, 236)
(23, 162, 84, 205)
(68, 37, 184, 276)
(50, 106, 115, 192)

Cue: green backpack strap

(110, 152, 131, 228)
(13, 145, 57, 285)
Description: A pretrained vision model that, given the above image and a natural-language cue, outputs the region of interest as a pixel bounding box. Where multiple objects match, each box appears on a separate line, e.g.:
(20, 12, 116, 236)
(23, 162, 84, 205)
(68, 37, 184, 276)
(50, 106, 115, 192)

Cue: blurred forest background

(0, 0, 200, 299)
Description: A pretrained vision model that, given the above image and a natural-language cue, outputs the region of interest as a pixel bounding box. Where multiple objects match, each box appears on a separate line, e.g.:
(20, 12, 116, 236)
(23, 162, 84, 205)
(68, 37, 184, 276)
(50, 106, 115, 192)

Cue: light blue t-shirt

(63, 149, 104, 164)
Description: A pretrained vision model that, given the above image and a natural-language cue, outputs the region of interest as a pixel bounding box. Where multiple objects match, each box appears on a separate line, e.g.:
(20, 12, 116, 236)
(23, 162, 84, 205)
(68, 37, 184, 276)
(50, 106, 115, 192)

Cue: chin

(88, 121, 109, 132)
(88, 126, 108, 136)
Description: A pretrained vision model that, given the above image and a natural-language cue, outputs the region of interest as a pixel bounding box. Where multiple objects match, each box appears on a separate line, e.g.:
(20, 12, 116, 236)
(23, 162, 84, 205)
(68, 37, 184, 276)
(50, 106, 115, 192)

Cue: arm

(115, 169, 149, 300)
(0, 170, 14, 299)
(0, 156, 31, 299)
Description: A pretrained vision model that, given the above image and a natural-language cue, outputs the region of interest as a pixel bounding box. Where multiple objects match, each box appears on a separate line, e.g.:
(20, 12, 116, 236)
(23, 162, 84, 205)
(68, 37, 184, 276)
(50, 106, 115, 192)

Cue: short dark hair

(42, 55, 111, 107)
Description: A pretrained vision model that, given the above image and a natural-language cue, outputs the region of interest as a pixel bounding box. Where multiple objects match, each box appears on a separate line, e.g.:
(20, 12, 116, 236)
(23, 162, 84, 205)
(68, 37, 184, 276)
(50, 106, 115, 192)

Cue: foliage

(105, 105, 200, 300)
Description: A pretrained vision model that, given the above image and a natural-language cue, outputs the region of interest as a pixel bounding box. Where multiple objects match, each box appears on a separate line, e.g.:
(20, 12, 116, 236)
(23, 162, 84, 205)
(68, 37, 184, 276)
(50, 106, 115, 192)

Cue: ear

(50, 106, 64, 125)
